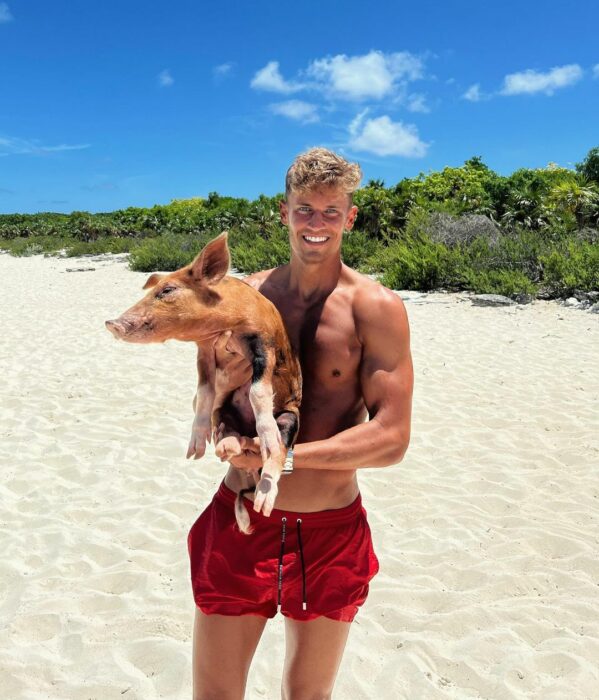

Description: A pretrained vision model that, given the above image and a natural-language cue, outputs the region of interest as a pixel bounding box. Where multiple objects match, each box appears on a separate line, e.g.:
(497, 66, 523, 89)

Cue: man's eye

(298, 207, 312, 214)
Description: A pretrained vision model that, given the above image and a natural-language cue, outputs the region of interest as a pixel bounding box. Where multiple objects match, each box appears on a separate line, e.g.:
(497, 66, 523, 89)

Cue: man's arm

(293, 286, 413, 470)
(230, 285, 413, 471)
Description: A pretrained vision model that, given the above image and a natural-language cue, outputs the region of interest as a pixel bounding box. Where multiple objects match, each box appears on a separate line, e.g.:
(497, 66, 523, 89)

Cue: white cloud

(251, 51, 424, 101)
(348, 111, 428, 157)
(213, 62, 234, 79)
(593, 64, 599, 79)
(0, 3, 13, 23)
(307, 50, 423, 101)
(37, 143, 90, 152)
(270, 100, 319, 124)
(0, 136, 90, 156)
(250, 61, 302, 94)
(158, 69, 174, 87)
(463, 83, 482, 102)
(406, 93, 430, 113)
(500, 64, 583, 96)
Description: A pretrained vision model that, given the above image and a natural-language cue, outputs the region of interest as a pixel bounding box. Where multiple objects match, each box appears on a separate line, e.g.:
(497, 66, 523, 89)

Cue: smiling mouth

(302, 235, 329, 244)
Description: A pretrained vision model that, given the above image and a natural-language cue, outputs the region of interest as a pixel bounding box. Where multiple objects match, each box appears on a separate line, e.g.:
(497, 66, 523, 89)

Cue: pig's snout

(105, 316, 154, 341)
(105, 318, 130, 339)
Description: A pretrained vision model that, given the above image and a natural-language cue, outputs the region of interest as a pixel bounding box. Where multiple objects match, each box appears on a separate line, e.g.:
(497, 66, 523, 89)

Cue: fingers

(214, 330, 232, 353)
(239, 435, 261, 453)
(224, 333, 244, 355)
(215, 436, 243, 461)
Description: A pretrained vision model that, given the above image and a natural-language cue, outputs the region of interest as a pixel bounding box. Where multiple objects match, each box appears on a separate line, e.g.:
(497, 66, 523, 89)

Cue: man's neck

(288, 255, 342, 303)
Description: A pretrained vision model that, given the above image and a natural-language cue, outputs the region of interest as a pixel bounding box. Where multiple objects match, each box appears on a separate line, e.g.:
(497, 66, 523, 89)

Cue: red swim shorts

(187, 481, 379, 622)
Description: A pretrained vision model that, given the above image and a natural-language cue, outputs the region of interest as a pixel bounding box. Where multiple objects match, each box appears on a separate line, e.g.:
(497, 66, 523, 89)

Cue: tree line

(1, 147, 598, 298)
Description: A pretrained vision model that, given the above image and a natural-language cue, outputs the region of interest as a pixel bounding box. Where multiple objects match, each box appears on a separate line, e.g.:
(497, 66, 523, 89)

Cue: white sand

(1, 251, 598, 699)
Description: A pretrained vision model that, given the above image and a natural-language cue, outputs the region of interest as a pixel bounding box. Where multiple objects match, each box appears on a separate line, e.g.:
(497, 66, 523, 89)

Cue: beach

(1, 251, 598, 700)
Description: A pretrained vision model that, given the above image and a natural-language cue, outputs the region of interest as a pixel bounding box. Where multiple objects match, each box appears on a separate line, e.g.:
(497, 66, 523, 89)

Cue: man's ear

(279, 199, 289, 225)
(345, 205, 358, 231)
(143, 273, 165, 290)
(190, 231, 230, 285)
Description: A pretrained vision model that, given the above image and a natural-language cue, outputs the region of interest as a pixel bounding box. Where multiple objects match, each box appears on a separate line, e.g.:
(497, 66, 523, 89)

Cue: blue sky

(1, 0, 598, 214)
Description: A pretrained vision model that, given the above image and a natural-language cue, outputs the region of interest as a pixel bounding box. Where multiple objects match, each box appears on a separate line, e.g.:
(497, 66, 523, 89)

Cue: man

(187, 148, 413, 699)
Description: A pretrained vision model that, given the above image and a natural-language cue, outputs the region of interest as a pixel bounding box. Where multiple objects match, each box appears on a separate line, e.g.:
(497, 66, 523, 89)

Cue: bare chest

(277, 296, 362, 394)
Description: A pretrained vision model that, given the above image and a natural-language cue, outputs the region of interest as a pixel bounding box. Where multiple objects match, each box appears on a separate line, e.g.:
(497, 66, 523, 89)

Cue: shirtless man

(187, 148, 413, 700)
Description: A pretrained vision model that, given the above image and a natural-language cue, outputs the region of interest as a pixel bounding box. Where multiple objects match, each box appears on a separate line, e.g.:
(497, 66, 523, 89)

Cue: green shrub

(341, 229, 384, 271)
(0, 224, 21, 240)
(128, 233, 213, 271)
(228, 226, 289, 272)
(463, 229, 546, 282)
(0, 235, 71, 256)
(540, 241, 599, 295)
(376, 235, 458, 291)
(64, 237, 134, 257)
(461, 269, 538, 296)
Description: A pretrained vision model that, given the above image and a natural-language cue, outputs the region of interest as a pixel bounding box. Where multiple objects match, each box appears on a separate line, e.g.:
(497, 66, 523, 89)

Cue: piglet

(105, 232, 301, 533)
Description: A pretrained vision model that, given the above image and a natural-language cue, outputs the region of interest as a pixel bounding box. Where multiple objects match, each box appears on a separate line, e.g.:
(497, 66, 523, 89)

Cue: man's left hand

(229, 435, 261, 470)
(213, 425, 262, 471)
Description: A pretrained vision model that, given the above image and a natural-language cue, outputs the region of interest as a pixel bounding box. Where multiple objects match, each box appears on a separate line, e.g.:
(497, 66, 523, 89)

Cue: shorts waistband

(215, 481, 363, 529)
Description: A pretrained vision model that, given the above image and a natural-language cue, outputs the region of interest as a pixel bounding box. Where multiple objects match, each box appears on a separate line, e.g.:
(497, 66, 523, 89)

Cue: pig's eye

(157, 286, 176, 298)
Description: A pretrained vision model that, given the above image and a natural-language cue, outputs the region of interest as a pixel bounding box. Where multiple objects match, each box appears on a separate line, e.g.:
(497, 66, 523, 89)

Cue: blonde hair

(285, 147, 362, 198)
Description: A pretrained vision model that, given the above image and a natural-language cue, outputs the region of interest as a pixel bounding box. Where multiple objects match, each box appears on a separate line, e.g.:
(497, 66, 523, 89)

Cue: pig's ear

(190, 231, 230, 285)
(143, 273, 165, 289)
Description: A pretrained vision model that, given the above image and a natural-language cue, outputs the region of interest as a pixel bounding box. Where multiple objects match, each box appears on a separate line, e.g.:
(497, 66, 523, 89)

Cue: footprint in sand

(10, 612, 62, 643)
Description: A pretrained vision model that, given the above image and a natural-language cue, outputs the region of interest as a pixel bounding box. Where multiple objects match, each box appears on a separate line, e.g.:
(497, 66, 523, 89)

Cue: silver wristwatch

(282, 448, 294, 474)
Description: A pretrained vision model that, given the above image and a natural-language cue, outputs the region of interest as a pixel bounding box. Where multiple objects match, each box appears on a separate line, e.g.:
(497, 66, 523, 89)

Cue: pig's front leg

(249, 373, 285, 517)
(186, 345, 216, 460)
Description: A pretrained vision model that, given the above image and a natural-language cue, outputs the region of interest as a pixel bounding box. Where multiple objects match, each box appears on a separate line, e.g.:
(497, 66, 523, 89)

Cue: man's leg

(192, 608, 268, 700)
(281, 616, 352, 700)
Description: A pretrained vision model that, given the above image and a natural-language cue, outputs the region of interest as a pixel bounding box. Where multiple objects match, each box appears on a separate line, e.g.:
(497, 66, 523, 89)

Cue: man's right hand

(213, 331, 252, 395)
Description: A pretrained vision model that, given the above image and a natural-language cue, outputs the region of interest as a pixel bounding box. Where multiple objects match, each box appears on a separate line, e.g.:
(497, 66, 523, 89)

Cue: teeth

(304, 236, 327, 242)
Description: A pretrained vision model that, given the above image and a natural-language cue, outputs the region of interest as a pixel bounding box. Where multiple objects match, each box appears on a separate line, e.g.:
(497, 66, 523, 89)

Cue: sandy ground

(0, 251, 598, 700)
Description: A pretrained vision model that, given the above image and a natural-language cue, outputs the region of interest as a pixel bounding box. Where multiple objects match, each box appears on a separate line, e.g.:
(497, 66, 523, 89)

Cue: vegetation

(2, 147, 598, 299)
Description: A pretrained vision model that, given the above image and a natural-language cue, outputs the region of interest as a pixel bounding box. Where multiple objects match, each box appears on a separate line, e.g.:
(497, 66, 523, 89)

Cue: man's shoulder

(344, 268, 408, 342)
(345, 267, 406, 316)
(242, 266, 283, 292)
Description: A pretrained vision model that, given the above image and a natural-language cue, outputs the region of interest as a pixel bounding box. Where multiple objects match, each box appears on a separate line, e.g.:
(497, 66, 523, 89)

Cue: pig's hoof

(253, 476, 278, 516)
(186, 436, 207, 460)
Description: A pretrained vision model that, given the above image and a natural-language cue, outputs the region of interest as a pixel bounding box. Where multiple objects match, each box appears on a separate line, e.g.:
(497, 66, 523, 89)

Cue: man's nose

(308, 210, 325, 228)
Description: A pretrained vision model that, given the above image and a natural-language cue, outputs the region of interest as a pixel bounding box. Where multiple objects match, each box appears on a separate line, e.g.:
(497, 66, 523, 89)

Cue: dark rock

(471, 294, 516, 307)
(513, 293, 534, 305)
(65, 267, 96, 272)
(571, 289, 599, 303)
(536, 288, 554, 300)
(572, 289, 587, 302)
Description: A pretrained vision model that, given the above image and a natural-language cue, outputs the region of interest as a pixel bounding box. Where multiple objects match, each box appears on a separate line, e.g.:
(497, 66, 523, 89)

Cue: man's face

(280, 186, 358, 263)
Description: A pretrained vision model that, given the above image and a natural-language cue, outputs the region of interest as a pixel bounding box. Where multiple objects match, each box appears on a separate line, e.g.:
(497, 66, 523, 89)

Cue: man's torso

(224, 264, 373, 512)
